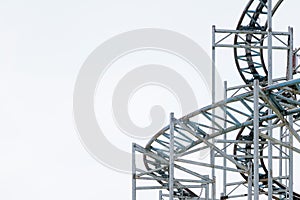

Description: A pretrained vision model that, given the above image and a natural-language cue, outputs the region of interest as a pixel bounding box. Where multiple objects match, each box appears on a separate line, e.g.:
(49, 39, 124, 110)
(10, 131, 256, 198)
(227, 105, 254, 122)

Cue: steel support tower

(132, 0, 300, 199)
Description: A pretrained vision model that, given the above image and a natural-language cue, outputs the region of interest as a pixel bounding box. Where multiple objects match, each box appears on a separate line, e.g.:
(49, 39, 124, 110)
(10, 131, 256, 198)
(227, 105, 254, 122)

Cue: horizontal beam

(215, 28, 289, 35)
(215, 44, 289, 50)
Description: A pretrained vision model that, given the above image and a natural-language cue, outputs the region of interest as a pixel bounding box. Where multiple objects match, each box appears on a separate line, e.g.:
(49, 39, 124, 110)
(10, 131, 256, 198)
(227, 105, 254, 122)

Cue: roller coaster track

(234, 0, 284, 84)
(133, 0, 300, 199)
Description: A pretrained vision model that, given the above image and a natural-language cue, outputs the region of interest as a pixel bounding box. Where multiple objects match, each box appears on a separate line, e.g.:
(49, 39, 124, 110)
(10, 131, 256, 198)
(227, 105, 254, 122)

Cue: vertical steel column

(169, 113, 175, 200)
(211, 25, 216, 200)
(267, 1, 273, 199)
(248, 162, 253, 200)
(159, 190, 163, 200)
(132, 143, 137, 200)
(223, 81, 227, 196)
(279, 127, 283, 184)
(205, 175, 210, 200)
(296, 51, 299, 69)
(253, 79, 260, 200)
(285, 133, 288, 198)
(288, 26, 294, 200)
(288, 27, 294, 80)
(267, 0, 273, 83)
(212, 25, 216, 113)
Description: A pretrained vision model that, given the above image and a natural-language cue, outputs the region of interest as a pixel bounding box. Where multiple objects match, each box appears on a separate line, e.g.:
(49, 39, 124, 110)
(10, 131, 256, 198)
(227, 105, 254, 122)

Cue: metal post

(212, 25, 216, 109)
(159, 190, 163, 200)
(279, 127, 283, 184)
(211, 25, 216, 200)
(267, 1, 273, 199)
(288, 26, 294, 200)
(253, 79, 260, 200)
(267, 0, 273, 85)
(285, 132, 289, 197)
(132, 143, 137, 200)
(223, 81, 228, 196)
(248, 162, 253, 200)
(205, 176, 210, 200)
(296, 52, 299, 71)
(288, 27, 294, 80)
(169, 113, 175, 200)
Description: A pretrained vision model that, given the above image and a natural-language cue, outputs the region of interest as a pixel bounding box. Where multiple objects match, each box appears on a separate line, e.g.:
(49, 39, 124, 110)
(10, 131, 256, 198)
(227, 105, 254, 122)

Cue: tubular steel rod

(169, 113, 175, 200)
(253, 79, 260, 200)
(211, 25, 216, 200)
(288, 26, 294, 200)
(205, 176, 210, 200)
(267, 0, 273, 199)
(279, 127, 283, 184)
(215, 44, 288, 50)
(132, 144, 137, 200)
(223, 81, 228, 197)
(215, 28, 289, 35)
(159, 190, 162, 200)
(248, 162, 253, 200)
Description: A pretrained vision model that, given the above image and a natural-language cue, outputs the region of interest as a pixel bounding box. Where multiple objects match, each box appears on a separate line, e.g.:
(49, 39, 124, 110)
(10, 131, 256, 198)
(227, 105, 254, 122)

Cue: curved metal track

(234, 120, 300, 199)
(143, 79, 300, 199)
(137, 0, 300, 199)
(234, 0, 284, 84)
(233, 0, 300, 198)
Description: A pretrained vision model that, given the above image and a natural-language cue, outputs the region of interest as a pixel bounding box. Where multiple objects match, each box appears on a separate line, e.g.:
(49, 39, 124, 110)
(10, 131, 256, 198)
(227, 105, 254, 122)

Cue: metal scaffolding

(132, 0, 300, 199)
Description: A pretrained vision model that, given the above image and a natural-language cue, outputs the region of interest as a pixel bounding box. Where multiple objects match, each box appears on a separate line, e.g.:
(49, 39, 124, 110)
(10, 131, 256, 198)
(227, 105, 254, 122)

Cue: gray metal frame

(132, 0, 300, 199)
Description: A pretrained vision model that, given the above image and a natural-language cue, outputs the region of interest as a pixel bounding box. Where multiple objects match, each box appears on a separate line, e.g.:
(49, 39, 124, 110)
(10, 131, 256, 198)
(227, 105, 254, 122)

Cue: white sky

(1, 0, 300, 199)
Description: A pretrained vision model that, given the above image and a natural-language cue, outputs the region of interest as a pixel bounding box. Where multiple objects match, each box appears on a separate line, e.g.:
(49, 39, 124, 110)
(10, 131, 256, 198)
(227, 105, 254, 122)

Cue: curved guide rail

(135, 0, 300, 199)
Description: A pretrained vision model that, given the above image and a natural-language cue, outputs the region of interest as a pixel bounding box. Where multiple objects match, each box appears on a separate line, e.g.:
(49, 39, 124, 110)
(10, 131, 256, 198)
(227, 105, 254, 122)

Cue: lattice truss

(133, 80, 300, 199)
(132, 0, 300, 199)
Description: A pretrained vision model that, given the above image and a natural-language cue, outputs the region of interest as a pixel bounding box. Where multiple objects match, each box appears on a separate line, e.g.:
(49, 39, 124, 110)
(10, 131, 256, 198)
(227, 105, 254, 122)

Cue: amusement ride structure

(132, 0, 300, 199)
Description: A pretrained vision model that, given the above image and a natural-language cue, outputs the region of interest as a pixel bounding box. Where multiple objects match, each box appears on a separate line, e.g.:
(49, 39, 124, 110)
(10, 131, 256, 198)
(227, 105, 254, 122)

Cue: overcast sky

(1, 0, 300, 199)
